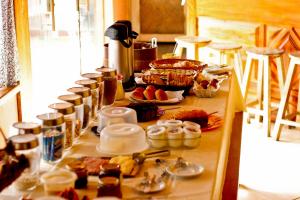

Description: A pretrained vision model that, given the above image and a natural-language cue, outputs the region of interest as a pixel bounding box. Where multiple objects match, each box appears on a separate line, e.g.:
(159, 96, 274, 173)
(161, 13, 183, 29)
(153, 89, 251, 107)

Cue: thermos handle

(151, 38, 157, 48)
(120, 39, 132, 48)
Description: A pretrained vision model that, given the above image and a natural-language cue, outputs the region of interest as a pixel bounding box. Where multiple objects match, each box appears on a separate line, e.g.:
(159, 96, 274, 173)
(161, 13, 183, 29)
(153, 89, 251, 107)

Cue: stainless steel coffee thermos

(104, 21, 138, 91)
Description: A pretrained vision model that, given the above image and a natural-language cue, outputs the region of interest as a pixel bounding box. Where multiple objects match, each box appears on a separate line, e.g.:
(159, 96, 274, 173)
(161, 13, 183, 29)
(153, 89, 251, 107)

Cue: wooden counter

(2, 74, 243, 200)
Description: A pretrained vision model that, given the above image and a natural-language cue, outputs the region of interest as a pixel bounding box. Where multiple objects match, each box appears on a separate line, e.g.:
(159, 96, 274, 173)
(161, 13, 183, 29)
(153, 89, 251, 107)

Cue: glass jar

(10, 134, 40, 191)
(115, 75, 125, 100)
(81, 73, 103, 111)
(12, 122, 42, 152)
(49, 102, 75, 150)
(97, 177, 122, 198)
(58, 94, 84, 139)
(96, 68, 117, 107)
(75, 79, 99, 119)
(37, 113, 65, 163)
(67, 86, 92, 132)
(98, 163, 121, 179)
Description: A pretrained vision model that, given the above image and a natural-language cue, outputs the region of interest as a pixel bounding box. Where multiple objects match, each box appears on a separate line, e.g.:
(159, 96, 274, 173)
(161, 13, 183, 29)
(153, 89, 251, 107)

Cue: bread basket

(193, 81, 220, 98)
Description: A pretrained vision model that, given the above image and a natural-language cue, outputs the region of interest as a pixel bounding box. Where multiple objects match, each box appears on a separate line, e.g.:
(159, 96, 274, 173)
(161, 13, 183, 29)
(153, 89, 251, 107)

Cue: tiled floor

(238, 116, 300, 200)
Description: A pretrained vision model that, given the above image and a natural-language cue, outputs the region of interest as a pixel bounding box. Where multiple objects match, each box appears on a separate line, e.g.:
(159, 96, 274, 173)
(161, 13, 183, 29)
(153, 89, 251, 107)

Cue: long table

(3, 73, 244, 200)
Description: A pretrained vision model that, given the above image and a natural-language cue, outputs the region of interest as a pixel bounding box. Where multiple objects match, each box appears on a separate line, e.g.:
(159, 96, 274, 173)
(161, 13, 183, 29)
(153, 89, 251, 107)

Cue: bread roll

(143, 89, 155, 100)
(155, 89, 168, 100)
(146, 85, 156, 93)
(134, 87, 145, 93)
(132, 91, 144, 100)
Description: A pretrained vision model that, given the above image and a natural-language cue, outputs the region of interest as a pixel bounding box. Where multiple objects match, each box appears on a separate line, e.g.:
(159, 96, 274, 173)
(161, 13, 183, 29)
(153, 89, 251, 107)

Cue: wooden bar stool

(273, 52, 300, 140)
(207, 42, 243, 86)
(174, 36, 211, 60)
(242, 47, 285, 137)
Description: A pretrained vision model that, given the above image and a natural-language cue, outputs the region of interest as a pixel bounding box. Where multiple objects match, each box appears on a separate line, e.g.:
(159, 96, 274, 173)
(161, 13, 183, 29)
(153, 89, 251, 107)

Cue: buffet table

(3, 73, 243, 200)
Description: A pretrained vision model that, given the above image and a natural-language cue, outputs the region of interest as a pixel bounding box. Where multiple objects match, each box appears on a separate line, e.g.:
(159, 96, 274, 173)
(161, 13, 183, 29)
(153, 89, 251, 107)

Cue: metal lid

(67, 86, 91, 97)
(37, 112, 65, 126)
(75, 79, 99, 90)
(58, 94, 83, 106)
(105, 23, 129, 41)
(81, 73, 103, 83)
(49, 102, 75, 115)
(96, 68, 117, 77)
(10, 134, 39, 150)
(13, 122, 41, 135)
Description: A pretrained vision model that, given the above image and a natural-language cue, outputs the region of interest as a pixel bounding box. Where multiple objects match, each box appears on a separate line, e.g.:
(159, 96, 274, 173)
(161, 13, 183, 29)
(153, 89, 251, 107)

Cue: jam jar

(97, 177, 122, 198)
(10, 134, 40, 191)
(67, 86, 92, 132)
(58, 94, 84, 140)
(98, 163, 121, 179)
(75, 79, 99, 119)
(66, 159, 88, 189)
(96, 68, 117, 107)
(49, 102, 76, 150)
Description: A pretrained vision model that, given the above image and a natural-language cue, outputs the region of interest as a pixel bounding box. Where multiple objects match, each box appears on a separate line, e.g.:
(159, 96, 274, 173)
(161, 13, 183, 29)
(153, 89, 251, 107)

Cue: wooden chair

(174, 36, 211, 60)
(272, 52, 300, 140)
(242, 47, 285, 137)
(207, 42, 243, 86)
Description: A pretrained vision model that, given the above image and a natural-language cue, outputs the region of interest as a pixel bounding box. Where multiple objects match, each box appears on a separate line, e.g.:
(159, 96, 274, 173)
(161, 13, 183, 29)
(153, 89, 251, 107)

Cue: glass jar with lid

(81, 73, 103, 111)
(49, 102, 75, 149)
(75, 79, 99, 119)
(10, 134, 40, 191)
(58, 94, 83, 139)
(12, 122, 42, 152)
(97, 177, 122, 198)
(37, 113, 65, 163)
(96, 68, 117, 107)
(67, 86, 92, 132)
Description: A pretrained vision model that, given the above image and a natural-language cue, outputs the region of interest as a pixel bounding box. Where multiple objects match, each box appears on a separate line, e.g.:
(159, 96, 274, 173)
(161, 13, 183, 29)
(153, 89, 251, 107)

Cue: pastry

(143, 89, 155, 100)
(174, 110, 209, 127)
(146, 85, 156, 93)
(109, 156, 136, 175)
(81, 156, 110, 175)
(132, 91, 144, 100)
(134, 87, 145, 93)
(155, 89, 168, 100)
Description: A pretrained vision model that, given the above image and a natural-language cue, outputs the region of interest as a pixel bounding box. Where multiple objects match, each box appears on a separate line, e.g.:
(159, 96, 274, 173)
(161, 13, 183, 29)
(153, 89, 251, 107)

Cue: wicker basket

(193, 81, 220, 98)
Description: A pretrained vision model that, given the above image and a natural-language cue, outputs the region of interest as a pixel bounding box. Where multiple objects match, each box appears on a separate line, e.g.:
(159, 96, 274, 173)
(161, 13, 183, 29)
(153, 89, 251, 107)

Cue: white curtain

(0, 0, 19, 87)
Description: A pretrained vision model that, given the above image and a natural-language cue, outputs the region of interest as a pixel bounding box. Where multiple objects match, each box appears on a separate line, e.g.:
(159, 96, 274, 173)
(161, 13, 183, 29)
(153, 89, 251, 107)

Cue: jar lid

(37, 112, 65, 126)
(101, 107, 134, 117)
(99, 176, 119, 186)
(81, 73, 103, 82)
(96, 68, 116, 77)
(75, 79, 99, 90)
(10, 134, 39, 150)
(67, 86, 91, 97)
(58, 94, 83, 106)
(49, 102, 75, 115)
(13, 122, 41, 135)
(66, 159, 86, 171)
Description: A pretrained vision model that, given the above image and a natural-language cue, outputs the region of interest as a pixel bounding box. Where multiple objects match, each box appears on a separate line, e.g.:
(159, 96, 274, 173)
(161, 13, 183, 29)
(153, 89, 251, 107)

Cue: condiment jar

(115, 74, 125, 100)
(58, 94, 84, 139)
(81, 73, 103, 111)
(12, 122, 42, 152)
(67, 86, 92, 132)
(66, 160, 88, 189)
(49, 102, 76, 150)
(96, 68, 117, 107)
(75, 79, 99, 119)
(10, 134, 40, 191)
(98, 163, 121, 179)
(97, 177, 122, 198)
(37, 113, 65, 163)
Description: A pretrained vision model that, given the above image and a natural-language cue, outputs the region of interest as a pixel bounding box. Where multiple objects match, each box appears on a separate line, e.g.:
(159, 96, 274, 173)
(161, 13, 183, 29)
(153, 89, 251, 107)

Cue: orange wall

(113, 0, 131, 20)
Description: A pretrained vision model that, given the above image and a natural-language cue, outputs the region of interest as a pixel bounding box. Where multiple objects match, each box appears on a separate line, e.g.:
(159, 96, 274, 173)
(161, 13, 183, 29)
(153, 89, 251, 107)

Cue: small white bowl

(183, 121, 201, 130)
(147, 126, 167, 148)
(165, 119, 183, 127)
(183, 126, 201, 148)
(167, 126, 183, 147)
(40, 169, 77, 195)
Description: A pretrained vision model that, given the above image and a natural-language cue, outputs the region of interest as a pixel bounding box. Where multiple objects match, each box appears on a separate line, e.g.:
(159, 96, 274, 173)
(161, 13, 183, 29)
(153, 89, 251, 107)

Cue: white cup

(183, 121, 201, 130)
(167, 126, 183, 147)
(165, 119, 183, 127)
(183, 126, 201, 148)
(147, 126, 167, 148)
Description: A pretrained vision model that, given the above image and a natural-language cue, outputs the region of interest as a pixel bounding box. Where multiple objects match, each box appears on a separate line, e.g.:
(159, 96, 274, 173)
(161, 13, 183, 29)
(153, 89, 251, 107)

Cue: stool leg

(234, 51, 243, 86)
(220, 52, 227, 65)
(256, 58, 264, 123)
(273, 60, 297, 140)
(263, 56, 271, 137)
(174, 43, 184, 58)
(242, 55, 253, 100)
(186, 43, 197, 60)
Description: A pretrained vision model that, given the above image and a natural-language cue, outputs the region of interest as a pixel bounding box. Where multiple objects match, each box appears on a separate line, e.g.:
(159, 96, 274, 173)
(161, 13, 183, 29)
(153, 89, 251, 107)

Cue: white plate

(135, 180, 166, 193)
(129, 90, 184, 105)
(166, 162, 204, 178)
(96, 143, 149, 156)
